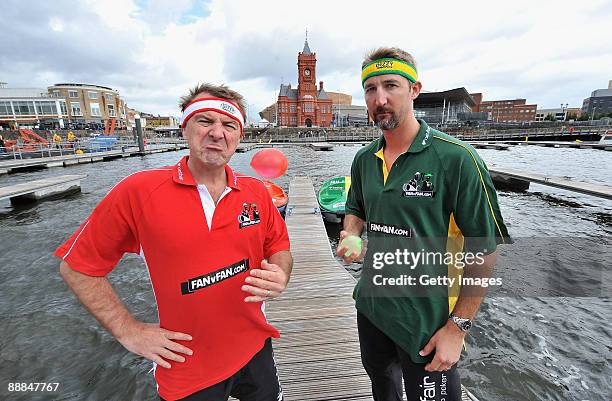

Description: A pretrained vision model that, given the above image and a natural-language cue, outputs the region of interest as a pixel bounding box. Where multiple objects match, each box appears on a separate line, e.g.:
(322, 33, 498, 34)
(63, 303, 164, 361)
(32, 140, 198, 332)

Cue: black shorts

(357, 312, 462, 401)
(160, 338, 282, 401)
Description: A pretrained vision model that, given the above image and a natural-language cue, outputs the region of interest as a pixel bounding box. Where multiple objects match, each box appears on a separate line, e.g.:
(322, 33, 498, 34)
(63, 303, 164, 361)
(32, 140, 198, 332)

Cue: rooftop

(51, 83, 116, 91)
(415, 87, 476, 107)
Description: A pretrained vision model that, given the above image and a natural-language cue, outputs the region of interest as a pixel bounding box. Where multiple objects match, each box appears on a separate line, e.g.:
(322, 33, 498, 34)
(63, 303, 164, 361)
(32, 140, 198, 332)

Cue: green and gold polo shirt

(345, 119, 509, 363)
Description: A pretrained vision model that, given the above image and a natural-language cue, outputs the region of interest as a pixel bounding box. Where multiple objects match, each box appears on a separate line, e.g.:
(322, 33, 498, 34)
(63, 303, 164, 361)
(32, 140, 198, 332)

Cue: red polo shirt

(55, 156, 290, 400)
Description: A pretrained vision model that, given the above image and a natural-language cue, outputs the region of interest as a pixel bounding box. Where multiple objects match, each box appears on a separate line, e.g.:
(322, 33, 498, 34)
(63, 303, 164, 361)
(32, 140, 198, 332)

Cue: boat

(317, 176, 351, 223)
(263, 180, 288, 217)
(599, 131, 612, 144)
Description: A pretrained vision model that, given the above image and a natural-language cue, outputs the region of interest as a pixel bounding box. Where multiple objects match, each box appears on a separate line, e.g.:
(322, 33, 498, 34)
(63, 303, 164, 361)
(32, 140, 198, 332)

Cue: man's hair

(179, 83, 247, 117)
(362, 47, 417, 70)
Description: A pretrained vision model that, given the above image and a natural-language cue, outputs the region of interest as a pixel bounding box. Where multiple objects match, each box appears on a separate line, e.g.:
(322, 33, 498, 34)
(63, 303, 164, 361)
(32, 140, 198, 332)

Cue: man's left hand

(419, 320, 465, 372)
(242, 260, 289, 302)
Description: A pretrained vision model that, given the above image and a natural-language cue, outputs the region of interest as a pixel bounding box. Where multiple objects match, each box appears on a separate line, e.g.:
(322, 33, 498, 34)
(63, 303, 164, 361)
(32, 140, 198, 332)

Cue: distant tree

(577, 114, 590, 121)
(544, 113, 556, 121)
(566, 112, 578, 121)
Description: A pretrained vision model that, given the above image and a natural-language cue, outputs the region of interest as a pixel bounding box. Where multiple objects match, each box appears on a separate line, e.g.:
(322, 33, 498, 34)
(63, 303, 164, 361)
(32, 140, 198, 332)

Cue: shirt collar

(172, 156, 241, 190)
(373, 119, 433, 155)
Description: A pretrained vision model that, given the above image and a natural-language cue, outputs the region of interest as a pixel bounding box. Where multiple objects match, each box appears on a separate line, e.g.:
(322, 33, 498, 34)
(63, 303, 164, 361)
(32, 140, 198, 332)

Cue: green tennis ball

(341, 235, 362, 257)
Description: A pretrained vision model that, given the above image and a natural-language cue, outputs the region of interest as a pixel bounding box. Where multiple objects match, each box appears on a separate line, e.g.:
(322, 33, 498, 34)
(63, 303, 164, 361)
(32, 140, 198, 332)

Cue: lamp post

(590, 106, 598, 121)
(560, 103, 568, 121)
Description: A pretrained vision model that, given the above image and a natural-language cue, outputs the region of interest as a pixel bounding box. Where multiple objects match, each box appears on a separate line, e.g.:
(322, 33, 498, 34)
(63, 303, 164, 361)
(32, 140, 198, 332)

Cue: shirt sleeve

(451, 146, 510, 254)
(263, 186, 290, 259)
(54, 180, 140, 276)
(345, 155, 366, 220)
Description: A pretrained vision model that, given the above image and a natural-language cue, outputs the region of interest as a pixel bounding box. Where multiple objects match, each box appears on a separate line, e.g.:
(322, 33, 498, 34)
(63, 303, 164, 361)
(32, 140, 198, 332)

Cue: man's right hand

(336, 230, 363, 264)
(117, 321, 193, 369)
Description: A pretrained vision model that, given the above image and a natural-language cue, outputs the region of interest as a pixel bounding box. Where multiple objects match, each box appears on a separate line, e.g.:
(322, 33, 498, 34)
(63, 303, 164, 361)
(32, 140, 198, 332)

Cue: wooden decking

(309, 143, 334, 151)
(489, 167, 612, 199)
(0, 174, 87, 203)
(0, 144, 187, 174)
(266, 176, 371, 400)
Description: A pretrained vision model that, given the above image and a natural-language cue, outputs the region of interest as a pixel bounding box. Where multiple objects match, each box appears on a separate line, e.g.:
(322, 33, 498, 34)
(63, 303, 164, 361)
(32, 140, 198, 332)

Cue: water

(0, 143, 610, 401)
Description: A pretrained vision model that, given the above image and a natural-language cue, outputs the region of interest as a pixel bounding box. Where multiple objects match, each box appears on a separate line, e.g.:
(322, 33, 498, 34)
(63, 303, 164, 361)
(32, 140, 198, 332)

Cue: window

(14, 101, 35, 115)
(0, 101, 11, 115)
(35, 101, 56, 115)
(71, 102, 82, 116)
(304, 103, 313, 112)
(108, 104, 115, 117)
(59, 101, 67, 115)
(52, 90, 60, 97)
(290, 104, 296, 113)
(90, 102, 101, 116)
(88, 91, 98, 99)
(69, 90, 78, 98)
(105, 93, 113, 102)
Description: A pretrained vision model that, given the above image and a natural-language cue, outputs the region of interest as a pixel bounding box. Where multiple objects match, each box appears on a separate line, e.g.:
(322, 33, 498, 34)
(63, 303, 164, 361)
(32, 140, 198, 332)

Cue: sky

(2, 0, 611, 121)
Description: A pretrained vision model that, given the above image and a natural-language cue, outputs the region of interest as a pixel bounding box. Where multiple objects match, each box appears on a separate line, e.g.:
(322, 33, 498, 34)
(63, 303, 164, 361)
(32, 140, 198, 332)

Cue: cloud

(1, 0, 611, 118)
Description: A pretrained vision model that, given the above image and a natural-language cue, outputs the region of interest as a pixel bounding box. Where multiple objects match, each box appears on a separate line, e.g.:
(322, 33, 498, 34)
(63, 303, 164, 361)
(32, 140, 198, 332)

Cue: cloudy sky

(2, 0, 611, 121)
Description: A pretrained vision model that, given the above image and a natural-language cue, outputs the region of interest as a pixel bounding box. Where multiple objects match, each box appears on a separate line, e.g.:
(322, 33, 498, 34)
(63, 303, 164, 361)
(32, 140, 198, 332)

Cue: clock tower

(275, 35, 332, 127)
(297, 37, 317, 126)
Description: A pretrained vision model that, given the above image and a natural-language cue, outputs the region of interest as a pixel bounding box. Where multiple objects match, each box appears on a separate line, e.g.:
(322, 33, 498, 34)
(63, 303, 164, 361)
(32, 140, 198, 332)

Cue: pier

(266, 177, 479, 400)
(489, 140, 612, 151)
(489, 167, 612, 199)
(236, 143, 257, 153)
(309, 142, 334, 151)
(0, 143, 187, 174)
(0, 174, 87, 204)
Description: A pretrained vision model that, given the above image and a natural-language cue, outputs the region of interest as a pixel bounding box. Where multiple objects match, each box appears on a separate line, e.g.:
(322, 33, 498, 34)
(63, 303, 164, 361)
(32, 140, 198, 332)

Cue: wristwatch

(449, 314, 472, 332)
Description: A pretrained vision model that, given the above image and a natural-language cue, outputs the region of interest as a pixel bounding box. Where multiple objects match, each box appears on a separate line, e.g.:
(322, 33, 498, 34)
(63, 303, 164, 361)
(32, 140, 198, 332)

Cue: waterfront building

(258, 104, 277, 125)
(261, 91, 350, 126)
(0, 82, 68, 129)
(582, 80, 612, 117)
(141, 113, 179, 129)
(332, 104, 370, 127)
(535, 107, 582, 122)
(275, 38, 333, 127)
(471, 93, 537, 123)
(327, 92, 352, 106)
(413, 88, 475, 124)
(47, 83, 127, 128)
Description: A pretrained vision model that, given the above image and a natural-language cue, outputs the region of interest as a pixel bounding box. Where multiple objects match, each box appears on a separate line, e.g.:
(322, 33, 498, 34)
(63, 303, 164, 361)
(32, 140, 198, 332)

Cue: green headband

(361, 58, 418, 87)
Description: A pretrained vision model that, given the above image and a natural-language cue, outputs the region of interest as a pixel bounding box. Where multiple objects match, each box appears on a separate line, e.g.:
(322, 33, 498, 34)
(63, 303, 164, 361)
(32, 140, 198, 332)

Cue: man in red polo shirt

(55, 83, 292, 401)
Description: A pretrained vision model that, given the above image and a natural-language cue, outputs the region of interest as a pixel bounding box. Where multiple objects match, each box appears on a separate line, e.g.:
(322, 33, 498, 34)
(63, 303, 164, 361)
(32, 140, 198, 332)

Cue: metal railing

(0, 138, 122, 160)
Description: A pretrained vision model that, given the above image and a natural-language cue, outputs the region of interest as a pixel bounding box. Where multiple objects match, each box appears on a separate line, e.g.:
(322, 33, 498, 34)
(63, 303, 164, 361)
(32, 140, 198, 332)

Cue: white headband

(180, 97, 244, 130)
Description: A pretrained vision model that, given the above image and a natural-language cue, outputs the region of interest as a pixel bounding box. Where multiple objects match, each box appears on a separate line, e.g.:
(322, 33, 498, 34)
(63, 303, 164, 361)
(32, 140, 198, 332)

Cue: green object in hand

(341, 235, 362, 257)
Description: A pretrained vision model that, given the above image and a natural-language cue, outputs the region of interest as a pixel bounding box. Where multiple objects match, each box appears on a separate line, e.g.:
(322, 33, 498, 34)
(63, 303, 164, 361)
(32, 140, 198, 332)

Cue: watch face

(461, 320, 472, 331)
(304, 69, 310, 76)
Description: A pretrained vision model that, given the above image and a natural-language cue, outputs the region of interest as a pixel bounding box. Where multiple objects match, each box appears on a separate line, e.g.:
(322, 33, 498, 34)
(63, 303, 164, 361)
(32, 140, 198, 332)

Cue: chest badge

(238, 202, 261, 228)
(402, 172, 435, 198)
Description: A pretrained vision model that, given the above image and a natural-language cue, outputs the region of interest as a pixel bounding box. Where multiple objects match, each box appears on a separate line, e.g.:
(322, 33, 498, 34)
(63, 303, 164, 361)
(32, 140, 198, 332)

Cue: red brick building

(471, 93, 537, 123)
(276, 39, 332, 127)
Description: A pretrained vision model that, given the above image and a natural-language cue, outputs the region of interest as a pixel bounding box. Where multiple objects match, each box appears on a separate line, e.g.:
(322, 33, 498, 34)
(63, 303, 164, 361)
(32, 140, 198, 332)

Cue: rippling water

(0, 143, 610, 401)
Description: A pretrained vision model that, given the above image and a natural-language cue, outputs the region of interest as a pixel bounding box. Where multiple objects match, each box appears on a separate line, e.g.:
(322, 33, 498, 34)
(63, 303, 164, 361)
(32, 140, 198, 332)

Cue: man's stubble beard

(376, 113, 400, 130)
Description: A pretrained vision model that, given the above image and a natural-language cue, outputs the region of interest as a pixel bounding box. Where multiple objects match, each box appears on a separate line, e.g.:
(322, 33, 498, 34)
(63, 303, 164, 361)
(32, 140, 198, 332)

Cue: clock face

(304, 69, 311, 76)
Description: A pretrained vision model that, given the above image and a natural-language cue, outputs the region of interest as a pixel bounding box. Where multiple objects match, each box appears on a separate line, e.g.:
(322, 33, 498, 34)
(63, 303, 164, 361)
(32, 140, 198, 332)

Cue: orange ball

(250, 148, 288, 178)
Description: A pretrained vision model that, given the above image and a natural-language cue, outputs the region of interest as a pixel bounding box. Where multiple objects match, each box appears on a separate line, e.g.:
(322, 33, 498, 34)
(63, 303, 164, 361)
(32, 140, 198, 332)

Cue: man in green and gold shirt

(337, 47, 509, 401)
